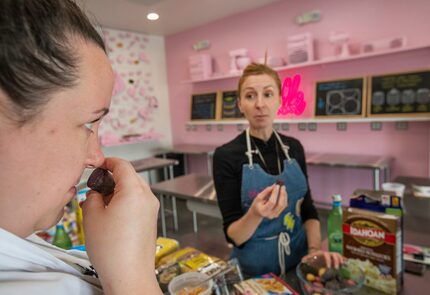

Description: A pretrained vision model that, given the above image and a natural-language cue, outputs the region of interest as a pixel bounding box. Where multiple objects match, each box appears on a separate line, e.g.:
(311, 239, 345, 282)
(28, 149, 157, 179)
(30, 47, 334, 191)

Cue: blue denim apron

(232, 128, 309, 277)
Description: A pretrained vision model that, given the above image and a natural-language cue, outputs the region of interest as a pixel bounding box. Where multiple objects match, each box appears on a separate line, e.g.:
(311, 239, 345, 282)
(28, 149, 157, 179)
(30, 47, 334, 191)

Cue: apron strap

(245, 128, 292, 165)
(245, 128, 254, 166)
(273, 131, 291, 161)
(278, 232, 291, 277)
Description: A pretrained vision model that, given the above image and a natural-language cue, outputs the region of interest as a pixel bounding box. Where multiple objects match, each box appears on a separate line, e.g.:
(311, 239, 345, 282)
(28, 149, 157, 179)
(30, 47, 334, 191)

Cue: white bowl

(168, 272, 213, 295)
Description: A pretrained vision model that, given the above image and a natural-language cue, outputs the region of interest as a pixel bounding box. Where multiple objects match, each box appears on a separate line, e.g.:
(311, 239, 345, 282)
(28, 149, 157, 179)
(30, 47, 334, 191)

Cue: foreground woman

(0, 1, 161, 294)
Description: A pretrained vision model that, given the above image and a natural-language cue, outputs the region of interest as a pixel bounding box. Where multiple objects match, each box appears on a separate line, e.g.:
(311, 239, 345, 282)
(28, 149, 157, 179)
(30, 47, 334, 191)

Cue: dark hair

(237, 63, 281, 99)
(0, 0, 106, 123)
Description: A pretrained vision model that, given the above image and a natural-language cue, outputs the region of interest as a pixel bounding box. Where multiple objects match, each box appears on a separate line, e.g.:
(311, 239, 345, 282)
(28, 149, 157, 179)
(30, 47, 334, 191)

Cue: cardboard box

(343, 207, 402, 294)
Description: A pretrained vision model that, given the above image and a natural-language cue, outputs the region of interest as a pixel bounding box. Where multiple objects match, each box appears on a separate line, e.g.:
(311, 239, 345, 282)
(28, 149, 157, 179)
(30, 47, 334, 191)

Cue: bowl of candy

(296, 254, 365, 294)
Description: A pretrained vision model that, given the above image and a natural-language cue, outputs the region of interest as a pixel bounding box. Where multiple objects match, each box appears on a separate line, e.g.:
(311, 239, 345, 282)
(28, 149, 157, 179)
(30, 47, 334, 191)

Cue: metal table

(306, 153, 394, 190)
(153, 144, 217, 176)
(150, 173, 220, 235)
(130, 157, 179, 235)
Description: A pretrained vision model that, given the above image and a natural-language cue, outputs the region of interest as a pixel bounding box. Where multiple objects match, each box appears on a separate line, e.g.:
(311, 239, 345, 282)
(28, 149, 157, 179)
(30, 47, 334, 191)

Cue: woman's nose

(255, 94, 265, 108)
(85, 135, 105, 168)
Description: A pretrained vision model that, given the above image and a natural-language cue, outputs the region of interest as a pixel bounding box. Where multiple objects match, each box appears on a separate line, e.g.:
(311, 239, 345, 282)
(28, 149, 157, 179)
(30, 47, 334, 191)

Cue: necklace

(250, 136, 282, 175)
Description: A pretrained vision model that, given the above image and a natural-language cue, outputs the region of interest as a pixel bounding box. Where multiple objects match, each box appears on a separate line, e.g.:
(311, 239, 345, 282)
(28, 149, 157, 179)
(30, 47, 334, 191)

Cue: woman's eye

(264, 91, 274, 98)
(245, 93, 256, 100)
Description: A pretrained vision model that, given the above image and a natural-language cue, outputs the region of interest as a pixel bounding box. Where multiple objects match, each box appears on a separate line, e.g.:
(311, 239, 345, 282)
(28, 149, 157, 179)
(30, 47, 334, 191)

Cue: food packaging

(343, 207, 402, 294)
(156, 248, 225, 292)
(234, 273, 299, 295)
(155, 237, 179, 266)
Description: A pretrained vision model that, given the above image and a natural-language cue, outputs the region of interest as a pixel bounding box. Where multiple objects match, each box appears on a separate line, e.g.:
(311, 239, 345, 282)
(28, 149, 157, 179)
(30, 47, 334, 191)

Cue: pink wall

(165, 0, 430, 204)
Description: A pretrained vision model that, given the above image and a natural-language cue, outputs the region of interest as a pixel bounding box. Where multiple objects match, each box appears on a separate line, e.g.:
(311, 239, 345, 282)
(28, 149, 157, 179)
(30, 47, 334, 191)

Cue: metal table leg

(192, 211, 198, 234)
(160, 194, 167, 237)
(373, 168, 380, 190)
(384, 167, 390, 183)
(172, 197, 178, 232)
(183, 154, 188, 174)
(147, 171, 153, 185)
(168, 165, 178, 232)
(207, 154, 213, 176)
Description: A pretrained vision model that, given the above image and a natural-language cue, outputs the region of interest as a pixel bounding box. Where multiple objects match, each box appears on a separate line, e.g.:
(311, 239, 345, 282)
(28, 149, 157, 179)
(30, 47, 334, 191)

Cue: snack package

(350, 189, 403, 216)
(155, 237, 179, 266)
(234, 273, 299, 295)
(343, 207, 402, 294)
(350, 189, 404, 288)
(156, 247, 225, 292)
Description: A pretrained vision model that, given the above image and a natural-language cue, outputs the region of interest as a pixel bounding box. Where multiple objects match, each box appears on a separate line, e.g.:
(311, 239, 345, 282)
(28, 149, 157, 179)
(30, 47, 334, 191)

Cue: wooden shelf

(182, 44, 430, 84)
(187, 116, 430, 126)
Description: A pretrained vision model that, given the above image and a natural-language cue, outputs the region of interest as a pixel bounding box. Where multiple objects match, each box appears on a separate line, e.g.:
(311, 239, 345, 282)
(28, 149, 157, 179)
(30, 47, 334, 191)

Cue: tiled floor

(157, 198, 330, 261)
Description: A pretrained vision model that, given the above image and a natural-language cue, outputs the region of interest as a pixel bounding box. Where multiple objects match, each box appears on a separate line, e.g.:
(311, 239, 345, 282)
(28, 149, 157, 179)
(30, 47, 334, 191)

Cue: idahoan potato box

(343, 207, 401, 294)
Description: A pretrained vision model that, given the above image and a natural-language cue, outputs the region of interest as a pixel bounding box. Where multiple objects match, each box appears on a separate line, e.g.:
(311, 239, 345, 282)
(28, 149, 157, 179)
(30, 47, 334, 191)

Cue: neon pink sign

(278, 74, 306, 116)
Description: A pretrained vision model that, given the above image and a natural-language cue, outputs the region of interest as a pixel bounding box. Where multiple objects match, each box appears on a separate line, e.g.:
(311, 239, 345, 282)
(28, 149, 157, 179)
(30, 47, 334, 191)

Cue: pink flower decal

(278, 74, 306, 116)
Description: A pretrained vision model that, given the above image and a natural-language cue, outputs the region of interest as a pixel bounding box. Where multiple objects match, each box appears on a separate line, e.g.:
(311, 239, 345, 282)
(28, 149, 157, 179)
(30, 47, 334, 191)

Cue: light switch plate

(308, 123, 317, 131)
(298, 123, 307, 131)
(395, 121, 409, 131)
(336, 122, 347, 131)
(370, 122, 382, 131)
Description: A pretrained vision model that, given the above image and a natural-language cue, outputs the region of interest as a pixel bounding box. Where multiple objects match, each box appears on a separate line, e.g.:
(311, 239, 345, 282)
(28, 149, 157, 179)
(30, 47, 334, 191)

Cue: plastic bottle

(327, 194, 343, 254)
(52, 223, 72, 250)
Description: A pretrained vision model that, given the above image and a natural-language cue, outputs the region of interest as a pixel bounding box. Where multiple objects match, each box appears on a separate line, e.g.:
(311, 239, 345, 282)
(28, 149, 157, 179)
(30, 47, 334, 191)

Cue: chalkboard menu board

(190, 92, 219, 120)
(315, 77, 366, 118)
(368, 70, 430, 117)
(221, 90, 244, 119)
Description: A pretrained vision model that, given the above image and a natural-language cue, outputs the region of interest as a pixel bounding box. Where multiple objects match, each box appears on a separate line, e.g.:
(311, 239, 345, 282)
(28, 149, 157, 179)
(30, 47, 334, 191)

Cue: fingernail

(79, 201, 84, 208)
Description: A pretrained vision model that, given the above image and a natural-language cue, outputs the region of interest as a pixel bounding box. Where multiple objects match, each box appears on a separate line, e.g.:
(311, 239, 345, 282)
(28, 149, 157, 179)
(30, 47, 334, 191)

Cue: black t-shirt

(213, 131, 319, 246)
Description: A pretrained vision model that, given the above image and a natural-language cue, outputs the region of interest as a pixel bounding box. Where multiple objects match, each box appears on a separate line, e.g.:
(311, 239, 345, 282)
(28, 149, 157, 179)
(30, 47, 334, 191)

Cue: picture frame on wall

(220, 90, 244, 120)
(314, 77, 367, 119)
(368, 69, 430, 118)
(190, 91, 221, 121)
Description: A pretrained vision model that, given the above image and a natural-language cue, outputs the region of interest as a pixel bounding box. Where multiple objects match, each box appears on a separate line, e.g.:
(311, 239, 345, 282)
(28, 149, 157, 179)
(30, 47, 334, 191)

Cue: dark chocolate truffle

(87, 168, 115, 196)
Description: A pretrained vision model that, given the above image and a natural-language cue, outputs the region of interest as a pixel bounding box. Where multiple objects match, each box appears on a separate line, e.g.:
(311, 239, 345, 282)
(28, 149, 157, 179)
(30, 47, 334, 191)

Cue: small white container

(382, 182, 405, 197)
(412, 184, 430, 197)
(168, 272, 213, 295)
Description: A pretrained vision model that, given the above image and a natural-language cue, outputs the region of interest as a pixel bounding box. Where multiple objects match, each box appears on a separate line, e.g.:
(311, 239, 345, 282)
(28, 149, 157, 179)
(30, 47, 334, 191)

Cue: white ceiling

(82, 0, 281, 36)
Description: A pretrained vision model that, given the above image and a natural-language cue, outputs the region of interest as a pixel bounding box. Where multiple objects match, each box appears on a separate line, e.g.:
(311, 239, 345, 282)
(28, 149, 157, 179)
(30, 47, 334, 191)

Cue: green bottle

(53, 224, 72, 250)
(327, 194, 343, 254)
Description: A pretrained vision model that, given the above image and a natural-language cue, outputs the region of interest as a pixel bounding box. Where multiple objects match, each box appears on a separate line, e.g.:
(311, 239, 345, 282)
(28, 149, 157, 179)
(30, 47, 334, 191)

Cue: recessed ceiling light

(147, 12, 159, 21)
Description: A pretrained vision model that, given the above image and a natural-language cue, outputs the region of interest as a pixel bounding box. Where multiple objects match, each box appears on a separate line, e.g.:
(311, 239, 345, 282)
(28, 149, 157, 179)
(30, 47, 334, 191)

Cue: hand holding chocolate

(87, 168, 115, 196)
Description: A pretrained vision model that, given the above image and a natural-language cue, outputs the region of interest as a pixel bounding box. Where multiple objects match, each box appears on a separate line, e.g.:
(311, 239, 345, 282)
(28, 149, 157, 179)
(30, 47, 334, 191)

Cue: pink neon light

(278, 74, 306, 116)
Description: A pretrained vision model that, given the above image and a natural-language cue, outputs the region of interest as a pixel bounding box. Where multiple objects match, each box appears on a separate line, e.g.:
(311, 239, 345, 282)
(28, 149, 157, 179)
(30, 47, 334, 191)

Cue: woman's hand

(81, 157, 162, 294)
(250, 183, 288, 219)
(302, 250, 345, 269)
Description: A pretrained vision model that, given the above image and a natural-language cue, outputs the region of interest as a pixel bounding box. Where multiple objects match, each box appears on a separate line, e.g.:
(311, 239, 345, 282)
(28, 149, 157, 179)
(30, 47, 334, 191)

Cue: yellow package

(157, 247, 201, 268)
(157, 247, 225, 275)
(155, 237, 179, 265)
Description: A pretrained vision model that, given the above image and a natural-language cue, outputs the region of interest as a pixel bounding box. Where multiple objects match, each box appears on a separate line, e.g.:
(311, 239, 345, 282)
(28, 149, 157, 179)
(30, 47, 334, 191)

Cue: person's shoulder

(215, 132, 246, 156)
(277, 132, 303, 148)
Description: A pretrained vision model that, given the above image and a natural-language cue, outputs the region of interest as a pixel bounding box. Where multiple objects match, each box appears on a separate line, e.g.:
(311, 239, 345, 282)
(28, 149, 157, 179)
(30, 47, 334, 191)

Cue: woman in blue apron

(213, 62, 343, 277)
